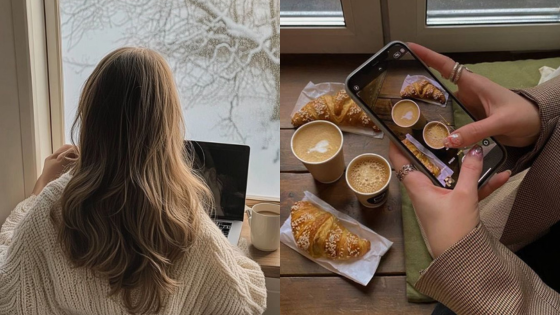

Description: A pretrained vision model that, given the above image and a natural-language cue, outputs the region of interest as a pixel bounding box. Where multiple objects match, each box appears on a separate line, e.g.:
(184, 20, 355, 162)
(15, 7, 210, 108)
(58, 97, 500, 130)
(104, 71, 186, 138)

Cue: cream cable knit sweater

(0, 173, 267, 315)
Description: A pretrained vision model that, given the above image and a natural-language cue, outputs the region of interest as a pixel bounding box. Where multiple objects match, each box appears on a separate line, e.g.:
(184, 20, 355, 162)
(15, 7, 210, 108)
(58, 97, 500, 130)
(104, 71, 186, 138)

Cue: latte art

(292, 123, 342, 163)
(308, 140, 330, 154)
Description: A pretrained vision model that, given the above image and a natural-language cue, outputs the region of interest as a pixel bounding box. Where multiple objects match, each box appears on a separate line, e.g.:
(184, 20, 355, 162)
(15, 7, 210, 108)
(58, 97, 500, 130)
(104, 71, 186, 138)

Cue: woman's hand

(32, 144, 78, 196)
(409, 43, 541, 148)
(389, 142, 510, 258)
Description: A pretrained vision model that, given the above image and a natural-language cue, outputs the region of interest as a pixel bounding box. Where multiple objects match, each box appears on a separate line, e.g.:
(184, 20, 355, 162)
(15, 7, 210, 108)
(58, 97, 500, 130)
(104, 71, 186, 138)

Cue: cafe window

(282, 0, 560, 53)
(46, 0, 280, 199)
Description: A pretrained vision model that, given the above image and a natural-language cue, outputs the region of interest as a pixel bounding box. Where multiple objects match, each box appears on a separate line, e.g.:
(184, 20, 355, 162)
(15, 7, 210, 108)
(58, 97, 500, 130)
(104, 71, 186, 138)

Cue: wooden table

(280, 55, 436, 314)
(241, 200, 280, 278)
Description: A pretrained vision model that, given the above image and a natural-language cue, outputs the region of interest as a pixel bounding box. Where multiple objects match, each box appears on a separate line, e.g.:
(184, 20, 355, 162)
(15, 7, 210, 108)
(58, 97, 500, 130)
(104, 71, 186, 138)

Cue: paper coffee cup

(245, 203, 280, 251)
(422, 121, 450, 150)
(291, 121, 345, 184)
(346, 153, 392, 208)
(392, 100, 426, 130)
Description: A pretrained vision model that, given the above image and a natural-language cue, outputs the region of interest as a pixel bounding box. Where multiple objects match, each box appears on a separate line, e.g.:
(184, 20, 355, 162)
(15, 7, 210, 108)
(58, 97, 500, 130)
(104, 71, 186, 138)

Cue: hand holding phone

(346, 41, 508, 189)
(408, 43, 541, 149)
(389, 141, 510, 257)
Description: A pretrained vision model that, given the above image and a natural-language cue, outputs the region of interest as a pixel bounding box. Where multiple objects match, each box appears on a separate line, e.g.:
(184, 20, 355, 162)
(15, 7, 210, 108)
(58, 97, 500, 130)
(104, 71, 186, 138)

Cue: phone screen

(347, 42, 505, 189)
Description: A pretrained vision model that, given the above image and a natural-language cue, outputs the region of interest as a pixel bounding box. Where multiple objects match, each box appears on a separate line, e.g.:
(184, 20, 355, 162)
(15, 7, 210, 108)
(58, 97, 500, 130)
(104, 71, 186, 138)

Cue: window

(282, 0, 560, 53)
(280, 0, 384, 53)
(427, 0, 560, 26)
(280, 0, 344, 26)
(389, 0, 560, 52)
(53, 0, 279, 198)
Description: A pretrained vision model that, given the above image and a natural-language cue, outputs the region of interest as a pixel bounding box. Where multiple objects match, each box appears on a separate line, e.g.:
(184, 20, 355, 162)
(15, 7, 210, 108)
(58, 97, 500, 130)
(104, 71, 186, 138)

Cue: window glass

(280, 0, 344, 26)
(60, 0, 280, 198)
(427, 0, 560, 25)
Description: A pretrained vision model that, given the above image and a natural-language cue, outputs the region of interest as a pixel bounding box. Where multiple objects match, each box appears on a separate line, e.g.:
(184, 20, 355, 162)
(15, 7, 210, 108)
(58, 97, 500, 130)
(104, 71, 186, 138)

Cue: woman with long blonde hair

(0, 47, 266, 314)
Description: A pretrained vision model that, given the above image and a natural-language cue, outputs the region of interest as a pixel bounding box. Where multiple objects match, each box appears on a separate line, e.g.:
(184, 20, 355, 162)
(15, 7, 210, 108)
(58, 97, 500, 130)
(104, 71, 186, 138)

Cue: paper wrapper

(291, 82, 383, 138)
(280, 191, 393, 286)
(400, 75, 449, 107)
(405, 134, 454, 186)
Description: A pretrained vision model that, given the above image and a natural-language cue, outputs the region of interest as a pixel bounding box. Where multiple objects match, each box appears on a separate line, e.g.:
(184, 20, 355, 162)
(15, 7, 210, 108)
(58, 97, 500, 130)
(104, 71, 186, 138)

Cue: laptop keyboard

(215, 221, 232, 237)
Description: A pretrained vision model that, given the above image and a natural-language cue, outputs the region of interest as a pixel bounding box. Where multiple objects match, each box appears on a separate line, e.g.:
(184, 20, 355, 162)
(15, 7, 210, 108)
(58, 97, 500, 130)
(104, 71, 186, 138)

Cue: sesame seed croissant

(291, 90, 380, 132)
(400, 79, 446, 105)
(290, 201, 371, 260)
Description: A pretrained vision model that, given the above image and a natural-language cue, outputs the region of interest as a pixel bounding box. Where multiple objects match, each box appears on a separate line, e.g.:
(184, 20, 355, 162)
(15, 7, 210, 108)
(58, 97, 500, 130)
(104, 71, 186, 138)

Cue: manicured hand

(32, 144, 78, 195)
(389, 142, 510, 258)
(409, 43, 541, 148)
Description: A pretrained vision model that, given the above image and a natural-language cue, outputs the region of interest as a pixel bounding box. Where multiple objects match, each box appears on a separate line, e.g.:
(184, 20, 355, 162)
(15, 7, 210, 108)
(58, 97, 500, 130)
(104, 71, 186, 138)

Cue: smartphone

(345, 41, 506, 189)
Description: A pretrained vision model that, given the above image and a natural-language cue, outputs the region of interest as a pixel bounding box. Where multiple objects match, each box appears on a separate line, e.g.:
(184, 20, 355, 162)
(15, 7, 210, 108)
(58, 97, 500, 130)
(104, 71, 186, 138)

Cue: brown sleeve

(502, 76, 560, 174)
(414, 223, 560, 314)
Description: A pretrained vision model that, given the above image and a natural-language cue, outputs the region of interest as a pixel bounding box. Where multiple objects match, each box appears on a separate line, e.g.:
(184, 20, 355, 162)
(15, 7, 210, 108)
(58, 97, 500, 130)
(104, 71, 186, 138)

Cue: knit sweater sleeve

(199, 215, 267, 315)
(0, 174, 70, 314)
(0, 195, 38, 263)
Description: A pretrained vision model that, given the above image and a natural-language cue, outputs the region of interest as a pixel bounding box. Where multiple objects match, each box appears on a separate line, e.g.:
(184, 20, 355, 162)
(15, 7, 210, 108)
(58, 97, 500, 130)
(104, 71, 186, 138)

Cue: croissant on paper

(291, 90, 381, 132)
(401, 80, 446, 105)
(290, 201, 371, 260)
(402, 139, 441, 177)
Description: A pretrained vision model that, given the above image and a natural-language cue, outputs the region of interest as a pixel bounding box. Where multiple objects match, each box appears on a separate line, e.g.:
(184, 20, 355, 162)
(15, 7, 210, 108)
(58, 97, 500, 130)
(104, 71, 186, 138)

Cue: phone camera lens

(393, 52, 401, 59)
(353, 85, 359, 91)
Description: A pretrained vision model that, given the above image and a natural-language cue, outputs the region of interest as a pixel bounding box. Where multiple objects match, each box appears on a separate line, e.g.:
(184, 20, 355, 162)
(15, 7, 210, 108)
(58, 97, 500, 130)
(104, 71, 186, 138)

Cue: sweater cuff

(510, 76, 560, 172)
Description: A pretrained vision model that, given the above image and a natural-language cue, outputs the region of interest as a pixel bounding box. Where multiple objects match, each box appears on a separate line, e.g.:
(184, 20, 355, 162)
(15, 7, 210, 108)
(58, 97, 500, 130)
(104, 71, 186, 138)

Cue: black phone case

(345, 41, 507, 189)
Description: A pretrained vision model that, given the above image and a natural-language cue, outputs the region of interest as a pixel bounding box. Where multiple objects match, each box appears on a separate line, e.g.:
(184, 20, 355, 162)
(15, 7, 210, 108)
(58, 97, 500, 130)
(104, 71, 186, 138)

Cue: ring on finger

(397, 164, 417, 181)
(451, 64, 472, 84)
(448, 62, 460, 81)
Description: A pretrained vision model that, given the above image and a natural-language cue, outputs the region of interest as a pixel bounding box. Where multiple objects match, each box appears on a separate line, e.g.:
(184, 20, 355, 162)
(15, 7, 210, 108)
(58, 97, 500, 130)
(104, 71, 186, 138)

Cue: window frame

(11, 0, 55, 196)
(280, 0, 384, 53)
(388, 0, 560, 52)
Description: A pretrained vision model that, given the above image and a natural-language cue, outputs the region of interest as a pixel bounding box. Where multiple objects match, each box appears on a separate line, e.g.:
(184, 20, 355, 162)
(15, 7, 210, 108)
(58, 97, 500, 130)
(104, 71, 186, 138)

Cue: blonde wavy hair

(56, 47, 212, 314)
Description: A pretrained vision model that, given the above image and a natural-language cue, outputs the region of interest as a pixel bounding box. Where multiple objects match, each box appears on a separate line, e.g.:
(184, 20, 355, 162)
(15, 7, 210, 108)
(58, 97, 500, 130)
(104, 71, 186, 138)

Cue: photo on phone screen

(346, 42, 505, 189)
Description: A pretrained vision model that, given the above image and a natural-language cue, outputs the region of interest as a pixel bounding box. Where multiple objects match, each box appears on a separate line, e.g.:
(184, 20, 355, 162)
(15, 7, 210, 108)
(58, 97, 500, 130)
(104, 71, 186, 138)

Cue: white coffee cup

(391, 99, 426, 130)
(245, 203, 280, 251)
(423, 121, 450, 150)
(346, 153, 392, 208)
(290, 120, 346, 184)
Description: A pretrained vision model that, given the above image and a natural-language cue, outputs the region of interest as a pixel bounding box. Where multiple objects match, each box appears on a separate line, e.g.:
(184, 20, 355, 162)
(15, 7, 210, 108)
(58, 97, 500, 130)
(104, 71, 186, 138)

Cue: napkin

(280, 191, 393, 286)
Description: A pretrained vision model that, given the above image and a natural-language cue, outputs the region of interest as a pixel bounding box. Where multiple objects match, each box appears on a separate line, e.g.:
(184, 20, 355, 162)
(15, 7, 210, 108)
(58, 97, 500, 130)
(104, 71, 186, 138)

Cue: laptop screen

(186, 141, 250, 221)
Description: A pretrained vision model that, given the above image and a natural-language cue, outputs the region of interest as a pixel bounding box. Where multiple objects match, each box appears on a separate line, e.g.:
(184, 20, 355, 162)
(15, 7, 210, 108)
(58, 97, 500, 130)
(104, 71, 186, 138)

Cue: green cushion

(403, 57, 560, 303)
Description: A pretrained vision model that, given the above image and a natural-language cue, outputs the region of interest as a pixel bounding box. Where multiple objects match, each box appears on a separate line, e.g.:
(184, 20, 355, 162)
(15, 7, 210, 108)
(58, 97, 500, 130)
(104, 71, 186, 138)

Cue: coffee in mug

(291, 121, 345, 183)
(346, 153, 392, 208)
(423, 121, 450, 150)
(392, 100, 426, 130)
(257, 211, 280, 216)
(245, 203, 280, 252)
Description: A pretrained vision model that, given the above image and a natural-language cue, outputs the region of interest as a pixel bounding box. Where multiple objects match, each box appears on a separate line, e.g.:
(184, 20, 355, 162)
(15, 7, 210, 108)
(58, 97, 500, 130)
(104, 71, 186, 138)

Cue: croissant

(402, 139, 441, 177)
(291, 90, 380, 132)
(401, 80, 446, 105)
(291, 201, 371, 260)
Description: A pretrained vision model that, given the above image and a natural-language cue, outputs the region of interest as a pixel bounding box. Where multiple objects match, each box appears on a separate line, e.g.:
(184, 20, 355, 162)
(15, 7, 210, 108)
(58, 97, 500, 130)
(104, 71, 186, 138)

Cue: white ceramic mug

(245, 203, 280, 251)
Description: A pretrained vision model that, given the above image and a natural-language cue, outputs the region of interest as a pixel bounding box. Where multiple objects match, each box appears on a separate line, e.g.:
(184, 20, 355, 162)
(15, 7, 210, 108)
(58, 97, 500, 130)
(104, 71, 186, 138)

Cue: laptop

(186, 140, 250, 245)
